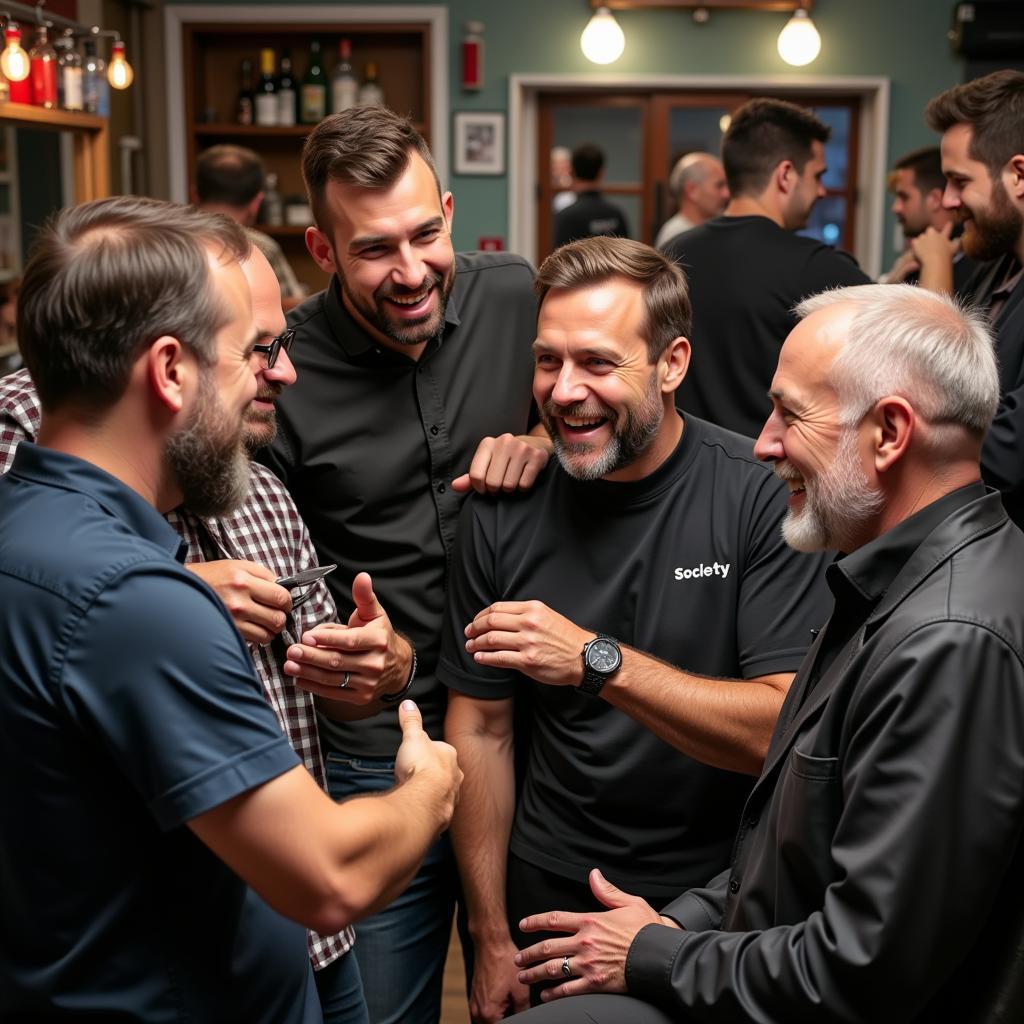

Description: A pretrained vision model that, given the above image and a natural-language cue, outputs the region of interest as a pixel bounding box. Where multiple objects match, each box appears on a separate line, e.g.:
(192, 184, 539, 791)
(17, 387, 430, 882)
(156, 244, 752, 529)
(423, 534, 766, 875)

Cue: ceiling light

(581, 6, 625, 65)
(777, 9, 821, 66)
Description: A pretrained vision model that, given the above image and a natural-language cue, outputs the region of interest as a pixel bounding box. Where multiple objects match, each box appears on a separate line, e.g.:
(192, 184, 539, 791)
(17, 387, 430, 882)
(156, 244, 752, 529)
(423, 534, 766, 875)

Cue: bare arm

(911, 224, 958, 296)
(445, 691, 529, 1022)
(189, 701, 461, 936)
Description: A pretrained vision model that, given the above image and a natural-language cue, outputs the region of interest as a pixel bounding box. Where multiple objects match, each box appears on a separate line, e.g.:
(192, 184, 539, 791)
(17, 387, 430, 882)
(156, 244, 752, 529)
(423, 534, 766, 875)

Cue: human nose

(391, 243, 427, 289)
(942, 181, 961, 210)
(550, 362, 588, 406)
(753, 408, 785, 463)
(261, 345, 297, 387)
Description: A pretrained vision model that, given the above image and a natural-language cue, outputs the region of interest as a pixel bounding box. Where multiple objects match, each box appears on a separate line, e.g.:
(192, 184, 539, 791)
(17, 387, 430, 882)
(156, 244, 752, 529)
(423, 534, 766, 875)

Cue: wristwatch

(578, 634, 622, 696)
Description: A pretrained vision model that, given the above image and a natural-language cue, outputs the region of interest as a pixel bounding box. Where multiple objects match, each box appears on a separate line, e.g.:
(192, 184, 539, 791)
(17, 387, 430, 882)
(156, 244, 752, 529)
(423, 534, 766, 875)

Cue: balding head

(669, 152, 729, 223)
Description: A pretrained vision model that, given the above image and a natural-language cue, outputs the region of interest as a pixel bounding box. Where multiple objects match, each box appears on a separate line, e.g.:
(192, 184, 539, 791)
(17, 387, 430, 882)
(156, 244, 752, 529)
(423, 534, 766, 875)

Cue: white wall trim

(509, 73, 890, 277)
(164, 4, 449, 203)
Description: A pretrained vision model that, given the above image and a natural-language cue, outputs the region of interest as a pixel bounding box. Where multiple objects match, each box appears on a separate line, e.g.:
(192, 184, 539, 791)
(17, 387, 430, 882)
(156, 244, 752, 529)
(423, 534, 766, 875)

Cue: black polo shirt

(260, 252, 537, 755)
(553, 190, 631, 248)
(439, 415, 830, 895)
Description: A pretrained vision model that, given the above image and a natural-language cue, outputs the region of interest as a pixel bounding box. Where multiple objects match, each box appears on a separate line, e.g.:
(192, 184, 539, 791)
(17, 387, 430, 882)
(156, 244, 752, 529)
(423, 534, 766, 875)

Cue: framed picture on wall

(454, 111, 505, 175)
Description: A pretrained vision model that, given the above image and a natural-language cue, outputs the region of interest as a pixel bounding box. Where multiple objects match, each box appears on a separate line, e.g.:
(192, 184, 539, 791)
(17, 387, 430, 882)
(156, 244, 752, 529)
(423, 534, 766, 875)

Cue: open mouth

(384, 287, 435, 318)
(561, 415, 609, 438)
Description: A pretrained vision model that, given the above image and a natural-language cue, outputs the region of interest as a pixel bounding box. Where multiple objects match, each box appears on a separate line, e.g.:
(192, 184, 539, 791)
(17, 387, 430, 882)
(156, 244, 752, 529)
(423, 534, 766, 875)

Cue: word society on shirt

(674, 561, 731, 581)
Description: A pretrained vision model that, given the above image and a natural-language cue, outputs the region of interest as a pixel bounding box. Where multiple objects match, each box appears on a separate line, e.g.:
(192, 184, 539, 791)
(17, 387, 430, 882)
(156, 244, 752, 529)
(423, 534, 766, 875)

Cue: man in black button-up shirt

(507, 283, 1024, 1024)
(258, 107, 546, 1024)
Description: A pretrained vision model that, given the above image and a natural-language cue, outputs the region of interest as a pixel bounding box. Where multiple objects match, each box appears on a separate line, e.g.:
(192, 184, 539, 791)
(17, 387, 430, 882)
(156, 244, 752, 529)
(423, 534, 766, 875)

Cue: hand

(513, 869, 669, 1002)
(452, 433, 551, 494)
(395, 699, 463, 829)
(284, 572, 411, 705)
(882, 248, 920, 284)
(188, 559, 291, 645)
(910, 222, 959, 268)
(464, 600, 591, 687)
(468, 935, 531, 1024)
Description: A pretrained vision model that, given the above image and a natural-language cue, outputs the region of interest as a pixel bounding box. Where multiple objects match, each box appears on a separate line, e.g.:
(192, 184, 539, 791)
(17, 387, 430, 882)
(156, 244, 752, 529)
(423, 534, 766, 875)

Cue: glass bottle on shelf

(4, 24, 31, 104)
(58, 29, 83, 112)
(357, 61, 384, 107)
(299, 40, 326, 124)
(82, 40, 109, 117)
(28, 25, 58, 110)
(236, 58, 255, 125)
(261, 172, 284, 227)
(331, 38, 358, 114)
(254, 47, 278, 126)
(277, 51, 296, 126)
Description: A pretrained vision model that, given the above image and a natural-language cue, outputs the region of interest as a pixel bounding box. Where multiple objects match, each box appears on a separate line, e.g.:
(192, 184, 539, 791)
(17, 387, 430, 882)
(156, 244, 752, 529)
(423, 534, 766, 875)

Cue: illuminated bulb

(581, 6, 625, 65)
(107, 41, 133, 89)
(719, 113, 732, 134)
(777, 9, 821, 67)
(1, 25, 30, 83)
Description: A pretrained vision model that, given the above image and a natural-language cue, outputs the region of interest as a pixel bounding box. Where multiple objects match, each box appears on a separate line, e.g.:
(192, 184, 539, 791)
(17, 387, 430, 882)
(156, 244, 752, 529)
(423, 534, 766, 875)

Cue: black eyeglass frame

(253, 328, 295, 369)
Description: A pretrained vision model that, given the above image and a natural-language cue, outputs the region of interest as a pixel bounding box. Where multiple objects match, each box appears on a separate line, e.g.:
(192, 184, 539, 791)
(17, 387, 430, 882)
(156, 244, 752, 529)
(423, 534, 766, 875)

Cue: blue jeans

(314, 950, 370, 1024)
(326, 753, 460, 1024)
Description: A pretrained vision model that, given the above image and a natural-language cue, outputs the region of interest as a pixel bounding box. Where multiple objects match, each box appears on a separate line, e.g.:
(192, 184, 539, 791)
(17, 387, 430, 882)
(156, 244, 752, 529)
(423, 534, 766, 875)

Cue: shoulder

(453, 251, 537, 316)
(455, 250, 535, 283)
(286, 287, 329, 333)
(686, 415, 778, 484)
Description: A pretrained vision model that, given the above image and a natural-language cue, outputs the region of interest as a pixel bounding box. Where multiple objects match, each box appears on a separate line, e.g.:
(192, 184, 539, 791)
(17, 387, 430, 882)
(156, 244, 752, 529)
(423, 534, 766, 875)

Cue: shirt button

(430, 425, 439, 435)
(437, 482, 446, 494)
(729, 877, 740, 894)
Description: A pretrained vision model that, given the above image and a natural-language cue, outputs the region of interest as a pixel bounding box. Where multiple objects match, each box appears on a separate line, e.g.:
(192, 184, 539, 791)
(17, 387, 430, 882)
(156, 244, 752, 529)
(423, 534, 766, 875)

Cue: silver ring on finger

(341, 671, 351, 689)
(561, 955, 572, 978)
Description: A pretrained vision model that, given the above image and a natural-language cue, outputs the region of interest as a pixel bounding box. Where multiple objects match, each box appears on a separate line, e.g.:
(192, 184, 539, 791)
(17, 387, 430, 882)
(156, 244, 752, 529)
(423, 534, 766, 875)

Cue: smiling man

(439, 236, 829, 1022)
(926, 70, 1024, 528)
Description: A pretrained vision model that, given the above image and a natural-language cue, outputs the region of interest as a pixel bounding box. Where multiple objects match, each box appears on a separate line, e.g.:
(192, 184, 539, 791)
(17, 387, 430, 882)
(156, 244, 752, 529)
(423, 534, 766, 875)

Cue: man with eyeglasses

(0, 218, 395, 1024)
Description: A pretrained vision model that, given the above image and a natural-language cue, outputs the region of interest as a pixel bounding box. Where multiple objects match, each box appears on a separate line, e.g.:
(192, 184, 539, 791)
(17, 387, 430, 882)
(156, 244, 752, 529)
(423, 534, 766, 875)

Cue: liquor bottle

(276, 51, 296, 126)
(261, 172, 284, 226)
(82, 40, 109, 116)
(57, 29, 83, 112)
(28, 25, 57, 109)
(3, 24, 31, 104)
(299, 40, 326, 124)
(331, 38, 357, 114)
(357, 61, 384, 107)
(236, 58, 255, 125)
(254, 48, 278, 126)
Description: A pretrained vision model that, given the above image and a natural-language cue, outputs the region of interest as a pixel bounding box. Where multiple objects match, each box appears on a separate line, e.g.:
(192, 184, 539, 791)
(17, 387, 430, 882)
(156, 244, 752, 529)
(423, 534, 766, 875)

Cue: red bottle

(4, 25, 31, 104)
(28, 25, 57, 109)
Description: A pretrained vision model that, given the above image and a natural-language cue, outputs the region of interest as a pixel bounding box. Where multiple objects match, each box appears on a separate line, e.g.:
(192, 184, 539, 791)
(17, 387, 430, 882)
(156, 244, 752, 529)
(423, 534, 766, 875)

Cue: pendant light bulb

(777, 9, 821, 67)
(1, 24, 30, 83)
(581, 6, 625, 66)
(107, 40, 133, 89)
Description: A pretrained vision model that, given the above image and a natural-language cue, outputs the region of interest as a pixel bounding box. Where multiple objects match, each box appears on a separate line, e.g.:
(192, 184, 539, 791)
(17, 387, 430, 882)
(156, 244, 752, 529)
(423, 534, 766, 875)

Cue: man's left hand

(452, 433, 551, 494)
(513, 869, 670, 1002)
(464, 600, 591, 687)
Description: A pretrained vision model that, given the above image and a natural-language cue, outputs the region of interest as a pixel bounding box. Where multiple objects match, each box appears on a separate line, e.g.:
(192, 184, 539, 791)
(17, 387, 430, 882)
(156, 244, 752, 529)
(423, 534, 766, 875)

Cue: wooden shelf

(0, 101, 106, 133)
(193, 120, 426, 139)
(257, 224, 310, 237)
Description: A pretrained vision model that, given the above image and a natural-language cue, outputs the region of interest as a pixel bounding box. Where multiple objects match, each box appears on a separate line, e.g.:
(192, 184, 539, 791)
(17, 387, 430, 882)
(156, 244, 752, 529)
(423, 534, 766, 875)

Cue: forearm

(601, 649, 790, 775)
(916, 259, 954, 296)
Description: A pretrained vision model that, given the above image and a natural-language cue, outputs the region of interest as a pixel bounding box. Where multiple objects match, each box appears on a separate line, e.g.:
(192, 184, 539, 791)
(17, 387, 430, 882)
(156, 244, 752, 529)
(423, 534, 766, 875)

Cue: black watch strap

(380, 642, 417, 704)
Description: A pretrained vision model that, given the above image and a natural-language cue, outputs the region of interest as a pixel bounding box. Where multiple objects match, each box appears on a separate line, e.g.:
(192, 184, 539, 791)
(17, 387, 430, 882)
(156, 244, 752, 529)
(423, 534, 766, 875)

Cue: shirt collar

(9, 443, 187, 562)
(825, 481, 987, 609)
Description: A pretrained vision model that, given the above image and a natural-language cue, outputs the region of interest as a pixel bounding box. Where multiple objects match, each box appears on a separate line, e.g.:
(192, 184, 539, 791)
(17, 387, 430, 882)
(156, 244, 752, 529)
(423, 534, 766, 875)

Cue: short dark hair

(925, 70, 1024, 177)
(722, 98, 830, 196)
(19, 196, 249, 412)
(195, 144, 266, 207)
(571, 144, 605, 182)
(535, 236, 691, 361)
(892, 146, 945, 194)
(302, 106, 441, 229)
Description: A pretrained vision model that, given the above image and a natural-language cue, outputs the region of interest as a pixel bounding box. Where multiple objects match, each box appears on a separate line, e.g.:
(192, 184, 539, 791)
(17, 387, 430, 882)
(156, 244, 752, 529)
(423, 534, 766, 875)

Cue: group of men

(3, 71, 1024, 1024)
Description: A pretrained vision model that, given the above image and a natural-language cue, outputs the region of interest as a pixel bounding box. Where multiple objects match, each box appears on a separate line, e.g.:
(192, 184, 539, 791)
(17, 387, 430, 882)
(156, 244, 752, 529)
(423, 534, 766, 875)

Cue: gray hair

(796, 284, 999, 440)
(669, 152, 717, 199)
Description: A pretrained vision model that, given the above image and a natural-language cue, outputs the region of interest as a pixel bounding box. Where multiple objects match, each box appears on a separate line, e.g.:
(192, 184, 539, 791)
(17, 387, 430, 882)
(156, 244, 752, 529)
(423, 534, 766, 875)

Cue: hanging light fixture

(0, 20, 29, 81)
(581, 5, 625, 65)
(777, 7, 821, 66)
(107, 38, 133, 89)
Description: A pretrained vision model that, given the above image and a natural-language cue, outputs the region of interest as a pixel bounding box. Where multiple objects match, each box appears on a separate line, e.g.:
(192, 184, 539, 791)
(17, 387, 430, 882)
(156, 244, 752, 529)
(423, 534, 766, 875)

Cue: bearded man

(438, 235, 830, 1022)
(927, 70, 1024, 527)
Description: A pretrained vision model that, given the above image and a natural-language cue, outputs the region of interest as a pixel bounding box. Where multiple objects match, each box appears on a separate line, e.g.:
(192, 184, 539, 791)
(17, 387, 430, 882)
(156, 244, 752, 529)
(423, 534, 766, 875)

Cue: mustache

(254, 382, 284, 404)
(376, 271, 444, 302)
(542, 399, 615, 420)
(773, 460, 802, 482)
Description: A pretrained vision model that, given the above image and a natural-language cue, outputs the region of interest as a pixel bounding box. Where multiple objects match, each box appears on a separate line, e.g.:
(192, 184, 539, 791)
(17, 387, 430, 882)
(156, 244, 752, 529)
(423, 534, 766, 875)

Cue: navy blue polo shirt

(0, 445, 320, 1022)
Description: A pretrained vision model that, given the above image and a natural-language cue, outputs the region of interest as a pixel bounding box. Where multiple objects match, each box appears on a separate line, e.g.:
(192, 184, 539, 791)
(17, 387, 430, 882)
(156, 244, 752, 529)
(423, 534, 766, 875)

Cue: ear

(246, 191, 265, 224)
(305, 226, 336, 275)
(659, 336, 692, 394)
(924, 187, 945, 214)
(146, 336, 193, 416)
(441, 190, 455, 232)
(1004, 155, 1024, 201)
(775, 159, 796, 196)
(868, 396, 915, 475)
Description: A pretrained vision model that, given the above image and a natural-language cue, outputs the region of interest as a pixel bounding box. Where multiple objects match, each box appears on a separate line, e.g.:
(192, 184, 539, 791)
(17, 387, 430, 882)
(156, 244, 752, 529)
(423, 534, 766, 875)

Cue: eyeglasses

(276, 563, 337, 610)
(253, 328, 295, 369)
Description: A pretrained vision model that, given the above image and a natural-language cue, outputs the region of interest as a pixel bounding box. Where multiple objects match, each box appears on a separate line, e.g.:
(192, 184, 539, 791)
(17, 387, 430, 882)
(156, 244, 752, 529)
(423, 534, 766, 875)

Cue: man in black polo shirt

(258, 106, 546, 1024)
(553, 143, 630, 249)
(440, 236, 828, 1022)
(663, 97, 869, 440)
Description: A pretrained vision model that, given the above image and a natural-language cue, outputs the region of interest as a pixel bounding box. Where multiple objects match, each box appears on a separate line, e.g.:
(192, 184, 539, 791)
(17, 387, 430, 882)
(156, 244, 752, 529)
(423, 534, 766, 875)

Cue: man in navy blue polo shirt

(0, 197, 461, 1021)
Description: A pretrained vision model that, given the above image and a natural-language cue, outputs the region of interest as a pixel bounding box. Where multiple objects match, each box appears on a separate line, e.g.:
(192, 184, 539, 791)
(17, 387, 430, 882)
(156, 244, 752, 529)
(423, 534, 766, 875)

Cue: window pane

(552, 106, 643, 183)
(667, 106, 731, 174)
(797, 195, 847, 248)
(811, 106, 851, 190)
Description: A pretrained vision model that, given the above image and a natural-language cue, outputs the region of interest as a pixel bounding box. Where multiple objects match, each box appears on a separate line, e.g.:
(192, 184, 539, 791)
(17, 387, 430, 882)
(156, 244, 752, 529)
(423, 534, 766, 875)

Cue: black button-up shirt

(260, 252, 538, 754)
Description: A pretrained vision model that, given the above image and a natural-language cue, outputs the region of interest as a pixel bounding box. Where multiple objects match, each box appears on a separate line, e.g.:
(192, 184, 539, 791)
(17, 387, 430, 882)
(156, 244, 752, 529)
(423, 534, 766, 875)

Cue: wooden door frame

(510, 73, 890, 277)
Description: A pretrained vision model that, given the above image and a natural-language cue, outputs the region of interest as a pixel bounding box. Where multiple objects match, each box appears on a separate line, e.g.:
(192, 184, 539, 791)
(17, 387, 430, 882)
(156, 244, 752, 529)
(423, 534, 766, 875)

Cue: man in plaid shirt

(0, 240, 381, 1023)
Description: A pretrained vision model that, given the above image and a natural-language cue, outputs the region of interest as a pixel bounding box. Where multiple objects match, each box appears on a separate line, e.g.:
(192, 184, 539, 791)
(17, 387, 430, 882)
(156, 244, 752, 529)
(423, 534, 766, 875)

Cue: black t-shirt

(439, 416, 830, 895)
(553, 190, 630, 248)
(259, 252, 537, 756)
(664, 215, 870, 440)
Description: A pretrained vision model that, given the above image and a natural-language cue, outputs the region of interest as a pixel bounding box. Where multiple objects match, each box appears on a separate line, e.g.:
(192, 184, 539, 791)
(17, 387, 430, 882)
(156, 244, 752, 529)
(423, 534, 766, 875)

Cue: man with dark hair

(654, 151, 729, 248)
(881, 146, 980, 296)
(0, 196, 462, 1021)
(553, 143, 630, 248)
(663, 97, 869, 440)
(504, 282, 1024, 1024)
(258, 105, 547, 1024)
(194, 143, 307, 309)
(926, 69, 1024, 528)
(441, 235, 828, 1022)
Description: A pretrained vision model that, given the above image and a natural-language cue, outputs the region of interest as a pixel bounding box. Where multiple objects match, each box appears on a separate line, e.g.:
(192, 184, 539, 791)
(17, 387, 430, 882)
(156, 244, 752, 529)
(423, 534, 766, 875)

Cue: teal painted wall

(183, 0, 964, 254)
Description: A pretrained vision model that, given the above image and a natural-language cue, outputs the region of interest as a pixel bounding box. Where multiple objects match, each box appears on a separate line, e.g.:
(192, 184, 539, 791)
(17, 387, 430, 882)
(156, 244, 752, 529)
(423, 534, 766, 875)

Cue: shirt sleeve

(800, 245, 872, 296)
(0, 369, 41, 474)
(437, 495, 518, 699)
(735, 474, 831, 678)
(625, 621, 1024, 1021)
(59, 563, 300, 831)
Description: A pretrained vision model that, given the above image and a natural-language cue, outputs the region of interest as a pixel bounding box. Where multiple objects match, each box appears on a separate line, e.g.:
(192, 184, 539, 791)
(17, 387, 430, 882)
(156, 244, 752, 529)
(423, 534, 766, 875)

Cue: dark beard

(342, 267, 453, 348)
(961, 181, 1024, 262)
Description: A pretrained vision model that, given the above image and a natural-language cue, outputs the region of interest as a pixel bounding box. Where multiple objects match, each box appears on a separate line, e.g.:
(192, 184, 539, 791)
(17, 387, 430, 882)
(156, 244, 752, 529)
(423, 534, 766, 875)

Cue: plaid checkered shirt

(0, 368, 354, 968)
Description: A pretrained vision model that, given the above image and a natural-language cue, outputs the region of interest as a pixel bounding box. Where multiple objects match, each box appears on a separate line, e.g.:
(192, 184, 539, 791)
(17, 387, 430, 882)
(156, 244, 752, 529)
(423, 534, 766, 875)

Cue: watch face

(587, 639, 621, 673)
